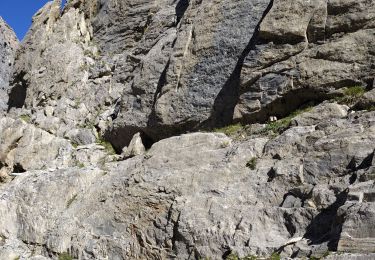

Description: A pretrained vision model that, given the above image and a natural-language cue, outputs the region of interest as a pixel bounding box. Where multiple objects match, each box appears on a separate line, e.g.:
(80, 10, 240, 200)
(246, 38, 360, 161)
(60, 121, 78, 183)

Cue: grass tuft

(66, 194, 77, 208)
(246, 158, 257, 170)
(214, 123, 244, 136)
(58, 252, 73, 260)
(335, 85, 366, 105)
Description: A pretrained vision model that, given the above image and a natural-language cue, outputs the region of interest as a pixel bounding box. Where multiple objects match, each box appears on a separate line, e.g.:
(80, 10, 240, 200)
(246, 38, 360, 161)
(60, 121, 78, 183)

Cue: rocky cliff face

(0, 0, 375, 259)
(0, 17, 18, 111)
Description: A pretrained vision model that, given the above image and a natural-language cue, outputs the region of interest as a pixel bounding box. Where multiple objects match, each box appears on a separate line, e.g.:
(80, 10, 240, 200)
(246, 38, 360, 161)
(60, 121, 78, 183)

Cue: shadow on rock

(303, 188, 349, 251)
(206, 0, 275, 128)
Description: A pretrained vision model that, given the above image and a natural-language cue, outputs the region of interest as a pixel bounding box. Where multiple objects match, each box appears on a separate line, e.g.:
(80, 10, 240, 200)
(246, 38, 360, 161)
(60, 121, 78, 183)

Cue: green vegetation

(77, 162, 85, 168)
(220, 139, 231, 148)
(66, 194, 77, 208)
(58, 252, 73, 260)
(97, 137, 116, 155)
(19, 114, 31, 123)
(344, 85, 365, 97)
(259, 106, 313, 135)
(269, 253, 281, 260)
(335, 85, 366, 105)
(213, 105, 314, 138)
(214, 123, 245, 136)
(309, 251, 330, 260)
(246, 158, 257, 170)
(225, 253, 258, 260)
(225, 252, 280, 260)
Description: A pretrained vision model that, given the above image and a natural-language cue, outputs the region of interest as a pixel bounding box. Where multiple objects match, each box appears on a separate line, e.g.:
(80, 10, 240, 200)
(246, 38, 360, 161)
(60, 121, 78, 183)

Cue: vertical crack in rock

(175, 0, 189, 25)
(7, 71, 28, 111)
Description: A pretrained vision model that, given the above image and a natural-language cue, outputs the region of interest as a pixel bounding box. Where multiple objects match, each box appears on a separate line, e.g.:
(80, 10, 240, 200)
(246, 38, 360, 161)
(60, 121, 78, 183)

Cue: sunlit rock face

(0, 17, 18, 111)
(0, 0, 375, 259)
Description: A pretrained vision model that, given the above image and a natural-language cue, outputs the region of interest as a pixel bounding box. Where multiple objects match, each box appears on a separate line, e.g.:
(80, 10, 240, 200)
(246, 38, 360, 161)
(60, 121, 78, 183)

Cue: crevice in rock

(171, 212, 182, 251)
(12, 163, 26, 173)
(357, 150, 374, 170)
(103, 125, 156, 154)
(267, 167, 276, 182)
(222, 247, 233, 259)
(140, 131, 154, 150)
(258, 33, 306, 45)
(7, 71, 28, 111)
(175, 0, 189, 25)
(346, 157, 357, 171)
(239, 88, 328, 125)
(8, 136, 22, 153)
(206, 0, 275, 128)
(349, 173, 357, 185)
(152, 59, 170, 109)
(0, 161, 6, 169)
(283, 212, 297, 237)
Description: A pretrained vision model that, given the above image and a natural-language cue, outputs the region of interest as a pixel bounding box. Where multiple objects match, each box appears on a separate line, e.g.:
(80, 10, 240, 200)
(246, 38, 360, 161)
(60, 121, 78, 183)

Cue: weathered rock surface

(0, 17, 18, 111)
(0, 0, 374, 259)
(0, 106, 374, 259)
(7, 0, 375, 151)
(122, 132, 146, 158)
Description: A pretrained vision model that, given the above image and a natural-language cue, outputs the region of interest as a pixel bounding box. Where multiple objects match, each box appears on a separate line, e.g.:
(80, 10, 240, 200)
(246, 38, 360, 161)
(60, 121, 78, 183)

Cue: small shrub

(335, 86, 366, 105)
(225, 253, 240, 260)
(246, 158, 257, 170)
(269, 252, 281, 260)
(344, 86, 365, 97)
(77, 162, 85, 168)
(264, 119, 290, 134)
(58, 252, 73, 260)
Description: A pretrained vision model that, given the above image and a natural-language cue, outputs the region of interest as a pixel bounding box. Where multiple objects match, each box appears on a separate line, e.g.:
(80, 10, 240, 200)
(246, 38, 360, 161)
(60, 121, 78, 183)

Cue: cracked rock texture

(0, 17, 18, 112)
(0, 0, 374, 259)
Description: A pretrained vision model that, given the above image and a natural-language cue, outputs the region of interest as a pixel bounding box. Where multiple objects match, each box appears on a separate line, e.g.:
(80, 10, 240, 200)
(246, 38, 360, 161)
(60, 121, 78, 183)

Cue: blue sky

(0, 0, 67, 40)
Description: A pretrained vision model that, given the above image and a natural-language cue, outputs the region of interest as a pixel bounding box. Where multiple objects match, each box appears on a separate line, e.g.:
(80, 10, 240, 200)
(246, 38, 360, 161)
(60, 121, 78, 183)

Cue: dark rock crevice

(7, 71, 28, 111)
(238, 88, 328, 125)
(175, 0, 189, 25)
